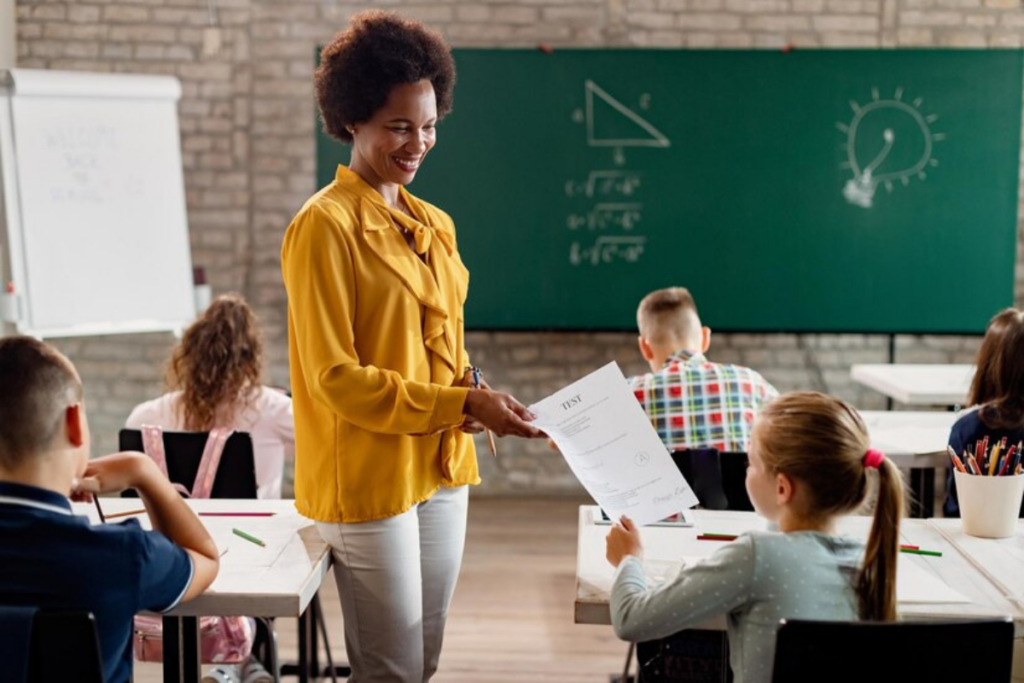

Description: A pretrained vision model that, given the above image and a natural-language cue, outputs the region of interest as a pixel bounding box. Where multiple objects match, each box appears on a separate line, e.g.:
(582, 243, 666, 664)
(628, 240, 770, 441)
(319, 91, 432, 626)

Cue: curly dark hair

(315, 10, 456, 144)
(166, 294, 263, 431)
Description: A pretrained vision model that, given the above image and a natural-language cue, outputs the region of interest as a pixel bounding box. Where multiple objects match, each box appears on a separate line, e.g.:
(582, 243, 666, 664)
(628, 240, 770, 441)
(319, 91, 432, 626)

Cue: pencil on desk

(105, 508, 147, 520)
(900, 548, 942, 557)
(232, 528, 266, 547)
(200, 512, 276, 517)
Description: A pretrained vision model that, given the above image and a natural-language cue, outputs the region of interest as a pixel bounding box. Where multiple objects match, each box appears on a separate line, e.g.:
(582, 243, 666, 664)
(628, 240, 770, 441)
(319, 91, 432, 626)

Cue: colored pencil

(93, 497, 106, 523)
(999, 446, 1017, 476)
(946, 446, 967, 474)
(900, 548, 942, 557)
(232, 528, 266, 547)
(105, 508, 147, 520)
(199, 512, 276, 517)
(697, 534, 738, 541)
(968, 454, 982, 476)
(989, 440, 1002, 476)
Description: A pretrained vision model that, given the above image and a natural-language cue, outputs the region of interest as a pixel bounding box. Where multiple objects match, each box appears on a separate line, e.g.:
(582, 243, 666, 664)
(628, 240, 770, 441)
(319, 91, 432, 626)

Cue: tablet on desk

(594, 508, 695, 527)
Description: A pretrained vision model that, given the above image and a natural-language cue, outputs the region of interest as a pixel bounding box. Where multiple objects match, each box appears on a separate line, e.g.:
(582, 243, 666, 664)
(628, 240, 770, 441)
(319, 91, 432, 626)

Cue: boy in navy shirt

(0, 336, 220, 683)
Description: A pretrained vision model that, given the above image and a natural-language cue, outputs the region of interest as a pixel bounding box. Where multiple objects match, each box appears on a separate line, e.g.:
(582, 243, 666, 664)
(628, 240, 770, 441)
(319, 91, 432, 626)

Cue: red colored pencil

(198, 512, 276, 517)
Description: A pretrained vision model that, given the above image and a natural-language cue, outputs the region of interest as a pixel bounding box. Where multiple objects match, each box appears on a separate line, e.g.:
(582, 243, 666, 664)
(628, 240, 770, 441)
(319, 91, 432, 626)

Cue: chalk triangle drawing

(585, 80, 670, 148)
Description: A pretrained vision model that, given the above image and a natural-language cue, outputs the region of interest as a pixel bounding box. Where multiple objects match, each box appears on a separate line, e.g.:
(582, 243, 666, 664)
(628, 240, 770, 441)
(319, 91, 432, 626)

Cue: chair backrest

(671, 449, 753, 511)
(119, 429, 258, 499)
(771, 618, 1014, 683)
(30, 611, 104, 683)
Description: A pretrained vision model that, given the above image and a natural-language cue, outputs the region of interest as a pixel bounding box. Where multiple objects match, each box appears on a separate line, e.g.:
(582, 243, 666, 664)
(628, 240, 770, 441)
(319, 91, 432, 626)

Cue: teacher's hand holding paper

(464, 388, 544, 439)
(530, 362, 698, 526)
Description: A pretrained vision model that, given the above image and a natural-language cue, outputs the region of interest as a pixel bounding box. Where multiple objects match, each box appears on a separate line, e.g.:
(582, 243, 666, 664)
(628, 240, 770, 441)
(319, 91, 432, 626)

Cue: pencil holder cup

(954, 471, 1024, 539)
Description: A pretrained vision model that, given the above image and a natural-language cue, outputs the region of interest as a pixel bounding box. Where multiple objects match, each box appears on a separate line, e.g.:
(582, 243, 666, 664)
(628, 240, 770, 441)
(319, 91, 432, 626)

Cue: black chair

(671, 449, 753, 512)
(771, 618, 1015, 683)
(118, 429, 257, 498)
(30, 611, 104, 683)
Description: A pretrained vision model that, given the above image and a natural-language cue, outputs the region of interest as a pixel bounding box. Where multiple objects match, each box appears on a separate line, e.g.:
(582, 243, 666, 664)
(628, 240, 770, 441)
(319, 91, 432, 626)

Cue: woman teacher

(281, 11, 543, 682)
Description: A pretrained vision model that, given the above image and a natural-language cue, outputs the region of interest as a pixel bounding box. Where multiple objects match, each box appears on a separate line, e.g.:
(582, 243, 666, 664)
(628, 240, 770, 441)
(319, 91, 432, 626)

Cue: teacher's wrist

(431, 385, 471, 433)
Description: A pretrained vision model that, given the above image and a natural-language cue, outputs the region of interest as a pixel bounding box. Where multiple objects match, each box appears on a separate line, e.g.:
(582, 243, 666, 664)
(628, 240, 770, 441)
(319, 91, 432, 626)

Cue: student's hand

(606, 516, 644, 568)
(464, 389, 545, 439)
(72, 452, 160, 499)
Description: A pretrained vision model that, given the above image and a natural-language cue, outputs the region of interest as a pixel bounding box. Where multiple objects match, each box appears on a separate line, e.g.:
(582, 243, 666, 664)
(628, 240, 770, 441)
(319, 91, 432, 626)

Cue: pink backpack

(132, 425, 256, 664)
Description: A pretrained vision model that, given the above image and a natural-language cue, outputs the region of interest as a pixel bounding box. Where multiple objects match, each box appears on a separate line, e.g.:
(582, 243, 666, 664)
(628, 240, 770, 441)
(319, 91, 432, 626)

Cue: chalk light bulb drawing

(838, 87, 945, 209)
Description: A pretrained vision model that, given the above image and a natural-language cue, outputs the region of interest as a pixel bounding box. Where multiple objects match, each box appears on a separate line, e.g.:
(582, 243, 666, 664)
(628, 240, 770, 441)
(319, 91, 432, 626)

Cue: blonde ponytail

(857, 457, 903, 621)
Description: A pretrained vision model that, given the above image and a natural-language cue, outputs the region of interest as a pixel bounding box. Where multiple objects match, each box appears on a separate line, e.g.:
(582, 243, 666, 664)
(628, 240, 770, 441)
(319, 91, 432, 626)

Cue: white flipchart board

(0, 69, 195, 337)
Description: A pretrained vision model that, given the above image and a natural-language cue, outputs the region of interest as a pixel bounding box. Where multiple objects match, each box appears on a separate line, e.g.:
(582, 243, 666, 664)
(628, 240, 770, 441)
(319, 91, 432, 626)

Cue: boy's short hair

(0, 336, 83, 469)
(637, 287, 702, 344)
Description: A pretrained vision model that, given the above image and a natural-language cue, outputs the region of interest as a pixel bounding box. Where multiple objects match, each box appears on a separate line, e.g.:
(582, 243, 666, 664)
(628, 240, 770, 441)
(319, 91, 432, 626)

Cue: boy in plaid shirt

(629, 287, 778, 453)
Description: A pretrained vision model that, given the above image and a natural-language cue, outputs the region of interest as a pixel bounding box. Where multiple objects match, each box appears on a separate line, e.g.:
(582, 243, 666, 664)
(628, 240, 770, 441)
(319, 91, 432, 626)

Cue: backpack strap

(139, 424, 197, 498)
(140, 424, 170, 479)
(190, 427, 234, 499)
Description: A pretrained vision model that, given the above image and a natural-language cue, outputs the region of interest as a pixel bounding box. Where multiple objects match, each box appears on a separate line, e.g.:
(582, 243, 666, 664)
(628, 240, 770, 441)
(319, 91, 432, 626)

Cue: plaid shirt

(628, 350, 778, 453)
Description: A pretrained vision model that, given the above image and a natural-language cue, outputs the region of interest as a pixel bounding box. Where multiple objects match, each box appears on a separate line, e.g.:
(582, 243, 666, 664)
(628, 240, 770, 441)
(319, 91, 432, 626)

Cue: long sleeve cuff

(429, 386, 471, 433)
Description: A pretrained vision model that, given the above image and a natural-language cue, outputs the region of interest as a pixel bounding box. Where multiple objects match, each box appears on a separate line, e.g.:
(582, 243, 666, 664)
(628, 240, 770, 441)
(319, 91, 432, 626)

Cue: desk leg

(162, 615, 201, 683)
(298, 603, 315, 683)
(909, 467, 935, 519)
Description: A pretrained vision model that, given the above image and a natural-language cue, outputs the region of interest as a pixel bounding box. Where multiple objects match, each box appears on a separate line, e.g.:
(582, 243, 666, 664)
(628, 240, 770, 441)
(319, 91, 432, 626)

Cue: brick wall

(13, 0, 1021, 495)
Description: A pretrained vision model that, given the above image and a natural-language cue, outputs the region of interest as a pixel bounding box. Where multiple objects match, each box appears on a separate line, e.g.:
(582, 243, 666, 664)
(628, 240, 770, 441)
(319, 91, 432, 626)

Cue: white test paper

(530, 362, 698, 526)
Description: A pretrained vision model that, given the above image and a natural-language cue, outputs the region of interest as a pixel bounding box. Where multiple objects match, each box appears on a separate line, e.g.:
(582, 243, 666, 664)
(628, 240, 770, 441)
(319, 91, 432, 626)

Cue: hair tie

(863, 449, 885, 469)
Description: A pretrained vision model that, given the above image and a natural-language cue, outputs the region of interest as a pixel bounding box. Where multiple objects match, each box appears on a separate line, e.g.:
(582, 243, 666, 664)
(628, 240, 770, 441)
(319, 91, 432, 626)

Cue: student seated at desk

(606, 392, 904, 683)
(127, 294, 294, 501)
(628, 287, 778, 454)
(945, 307, 1024, 517)
(0, 336, 219, 683)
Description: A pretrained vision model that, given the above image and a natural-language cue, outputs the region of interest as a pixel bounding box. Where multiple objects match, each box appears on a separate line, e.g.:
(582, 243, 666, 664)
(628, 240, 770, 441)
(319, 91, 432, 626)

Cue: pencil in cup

(946, 446, 967, 474)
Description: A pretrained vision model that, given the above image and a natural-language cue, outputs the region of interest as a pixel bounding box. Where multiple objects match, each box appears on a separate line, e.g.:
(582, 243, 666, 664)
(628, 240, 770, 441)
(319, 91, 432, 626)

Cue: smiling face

(348, 79, 437, 197)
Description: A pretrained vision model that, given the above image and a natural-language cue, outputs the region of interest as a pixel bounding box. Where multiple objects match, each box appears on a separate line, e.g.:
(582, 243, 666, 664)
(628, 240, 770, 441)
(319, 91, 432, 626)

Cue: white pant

(316, 485, 469, 683)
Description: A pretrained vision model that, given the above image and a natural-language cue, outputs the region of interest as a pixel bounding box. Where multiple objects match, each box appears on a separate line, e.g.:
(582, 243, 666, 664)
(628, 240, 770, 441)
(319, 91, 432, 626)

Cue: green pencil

(900, 547, 942, 557)
(232, 527, 266, 548)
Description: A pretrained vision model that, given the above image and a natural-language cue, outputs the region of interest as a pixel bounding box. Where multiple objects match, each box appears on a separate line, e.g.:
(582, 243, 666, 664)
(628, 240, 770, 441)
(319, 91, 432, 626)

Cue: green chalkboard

(317, 49, 1023, 333)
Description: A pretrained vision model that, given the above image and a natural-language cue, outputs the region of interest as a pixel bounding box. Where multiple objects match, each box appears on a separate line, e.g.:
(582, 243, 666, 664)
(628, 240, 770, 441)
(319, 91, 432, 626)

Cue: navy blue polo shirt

(0, 482, 193, 683)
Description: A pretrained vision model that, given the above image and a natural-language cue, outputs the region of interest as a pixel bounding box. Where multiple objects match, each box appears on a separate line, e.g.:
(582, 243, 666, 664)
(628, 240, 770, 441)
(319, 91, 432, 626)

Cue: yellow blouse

(281, 165, 477, 523)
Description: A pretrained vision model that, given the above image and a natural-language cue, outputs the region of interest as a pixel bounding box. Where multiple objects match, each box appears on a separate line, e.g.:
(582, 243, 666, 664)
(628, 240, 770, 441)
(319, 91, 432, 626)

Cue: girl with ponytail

(606, 391, 905, 683)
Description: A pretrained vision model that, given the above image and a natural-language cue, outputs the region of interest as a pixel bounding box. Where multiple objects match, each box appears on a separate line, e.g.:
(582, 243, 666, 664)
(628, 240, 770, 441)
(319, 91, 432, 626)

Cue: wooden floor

(135, 497, 628, 682)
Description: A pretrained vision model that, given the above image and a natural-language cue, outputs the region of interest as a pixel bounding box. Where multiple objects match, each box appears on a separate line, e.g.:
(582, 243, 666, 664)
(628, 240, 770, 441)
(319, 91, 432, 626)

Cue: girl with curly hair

(126, 294, 293, 501)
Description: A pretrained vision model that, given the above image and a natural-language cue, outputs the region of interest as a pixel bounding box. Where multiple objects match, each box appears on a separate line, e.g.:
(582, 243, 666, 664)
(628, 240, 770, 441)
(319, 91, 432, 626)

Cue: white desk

(861, 409, 959, 518)
(76, 498, 331, 682)
(860, 409, 957, 469)
(851, 364, 974, 406)
(575, 506, 1024, 638)
(930, 519, 1024, 604)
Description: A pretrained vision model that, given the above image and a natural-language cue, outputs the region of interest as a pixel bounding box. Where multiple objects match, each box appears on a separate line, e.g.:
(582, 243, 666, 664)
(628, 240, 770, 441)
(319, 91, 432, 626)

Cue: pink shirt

(125, 387, 294, 499)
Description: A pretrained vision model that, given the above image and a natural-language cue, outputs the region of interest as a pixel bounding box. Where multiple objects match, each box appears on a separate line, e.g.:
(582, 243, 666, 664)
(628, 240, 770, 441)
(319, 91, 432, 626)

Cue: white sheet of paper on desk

(530, 362, 698, 526)
(896, 558, 970, 603)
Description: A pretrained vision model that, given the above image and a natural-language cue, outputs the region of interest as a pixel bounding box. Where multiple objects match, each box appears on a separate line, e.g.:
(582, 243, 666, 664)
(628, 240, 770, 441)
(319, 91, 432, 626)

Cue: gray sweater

(611, 530, 865, 683)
